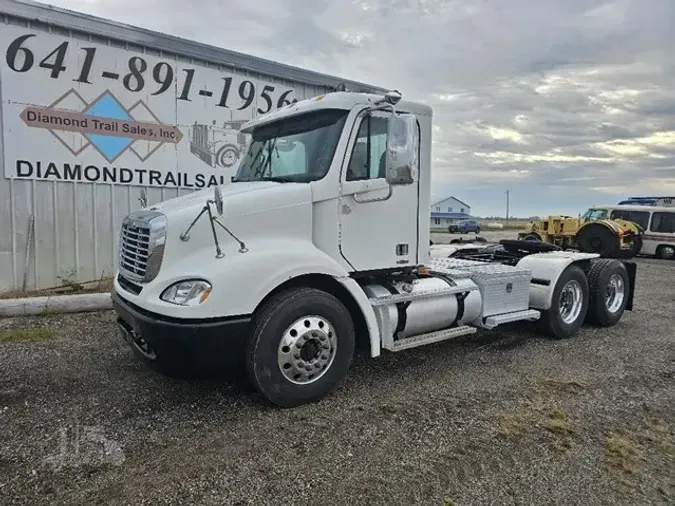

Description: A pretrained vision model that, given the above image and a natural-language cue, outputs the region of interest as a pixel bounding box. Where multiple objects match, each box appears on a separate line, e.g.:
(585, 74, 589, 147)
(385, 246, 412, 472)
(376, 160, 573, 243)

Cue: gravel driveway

(1, 257, 674, 506)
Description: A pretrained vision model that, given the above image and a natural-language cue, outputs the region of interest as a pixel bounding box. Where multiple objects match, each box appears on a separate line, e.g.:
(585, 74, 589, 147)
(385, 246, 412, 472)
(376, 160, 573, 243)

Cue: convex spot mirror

(214, 185, 224, 215)
(385, 113, 419, 185)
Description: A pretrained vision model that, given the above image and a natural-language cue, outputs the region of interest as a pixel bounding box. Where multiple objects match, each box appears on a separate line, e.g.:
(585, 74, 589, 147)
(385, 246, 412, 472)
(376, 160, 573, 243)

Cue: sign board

(0, 25, 298, 188)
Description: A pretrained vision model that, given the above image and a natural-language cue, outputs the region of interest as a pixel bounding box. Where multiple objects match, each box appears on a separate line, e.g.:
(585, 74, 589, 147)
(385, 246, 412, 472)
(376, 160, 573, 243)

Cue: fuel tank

(362, 276, 482, 339)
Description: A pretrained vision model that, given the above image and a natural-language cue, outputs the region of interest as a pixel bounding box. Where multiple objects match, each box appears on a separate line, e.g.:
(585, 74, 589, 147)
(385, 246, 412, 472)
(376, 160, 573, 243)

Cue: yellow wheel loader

(518, 206, 644, 259)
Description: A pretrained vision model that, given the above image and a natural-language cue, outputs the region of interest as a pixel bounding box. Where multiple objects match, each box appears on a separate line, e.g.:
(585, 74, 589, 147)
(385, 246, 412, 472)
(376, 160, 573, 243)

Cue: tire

(584, 259, 630, 327)
(537, 264, 589, 339)
(656, 244, 675, 260)
(576, 224, 620, 257)
(245, 287, 355, 408)
(475, 228, 481, 234)
(216, 145, 239, 168)
(523, 233, 542, 241)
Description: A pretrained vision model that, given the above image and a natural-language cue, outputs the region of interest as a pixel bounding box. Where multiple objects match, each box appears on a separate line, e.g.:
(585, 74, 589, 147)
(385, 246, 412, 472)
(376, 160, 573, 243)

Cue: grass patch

(602, 417, 674, 498)
(604, 430, 643, 476)
(0, 276, 114, 300)
(493, 380, 584, 451)
(544, 407, 574, 435)
(0, 327, 55, 343)
(603, 430, 644, 495)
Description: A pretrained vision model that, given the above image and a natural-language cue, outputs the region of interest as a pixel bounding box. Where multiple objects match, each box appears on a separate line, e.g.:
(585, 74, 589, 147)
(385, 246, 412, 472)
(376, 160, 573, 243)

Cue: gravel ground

(1, 254, 674, 505)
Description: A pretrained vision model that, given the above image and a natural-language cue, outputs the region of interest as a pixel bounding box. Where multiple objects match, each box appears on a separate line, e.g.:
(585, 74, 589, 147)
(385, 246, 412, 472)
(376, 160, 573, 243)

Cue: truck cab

(113, 89, 637, 408)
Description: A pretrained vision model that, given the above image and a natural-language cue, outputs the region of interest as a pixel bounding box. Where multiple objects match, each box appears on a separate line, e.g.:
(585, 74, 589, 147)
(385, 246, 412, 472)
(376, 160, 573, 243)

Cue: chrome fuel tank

(362, 276, 482, 339)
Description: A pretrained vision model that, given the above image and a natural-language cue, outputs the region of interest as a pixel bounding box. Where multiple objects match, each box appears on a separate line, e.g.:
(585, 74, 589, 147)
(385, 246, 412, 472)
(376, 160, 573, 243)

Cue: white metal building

(0, 0, 387, 293)
(430, 196, 472, 229)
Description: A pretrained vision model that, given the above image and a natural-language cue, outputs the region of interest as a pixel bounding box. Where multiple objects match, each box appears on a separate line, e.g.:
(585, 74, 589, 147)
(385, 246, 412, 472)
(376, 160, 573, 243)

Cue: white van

(606, 205, 675, 260)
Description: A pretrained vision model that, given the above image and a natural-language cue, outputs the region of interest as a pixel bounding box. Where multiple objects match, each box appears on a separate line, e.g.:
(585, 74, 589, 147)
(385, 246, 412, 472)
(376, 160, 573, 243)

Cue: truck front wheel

(245, 287, 355, 408)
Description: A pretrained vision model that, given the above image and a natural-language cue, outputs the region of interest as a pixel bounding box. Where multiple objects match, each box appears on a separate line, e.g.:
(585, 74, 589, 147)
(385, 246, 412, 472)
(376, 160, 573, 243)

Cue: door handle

(343, 179, 392, 203)
(354, 184, 392, 203)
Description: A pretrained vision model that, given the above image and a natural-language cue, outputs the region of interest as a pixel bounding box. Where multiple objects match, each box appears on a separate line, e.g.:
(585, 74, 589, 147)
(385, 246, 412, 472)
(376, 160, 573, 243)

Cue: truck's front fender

(197, 239, 354, 317)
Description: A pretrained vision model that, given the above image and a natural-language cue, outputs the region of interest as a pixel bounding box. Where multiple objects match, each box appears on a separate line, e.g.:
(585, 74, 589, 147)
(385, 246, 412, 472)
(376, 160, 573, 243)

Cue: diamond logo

(19, 89, 183, 163)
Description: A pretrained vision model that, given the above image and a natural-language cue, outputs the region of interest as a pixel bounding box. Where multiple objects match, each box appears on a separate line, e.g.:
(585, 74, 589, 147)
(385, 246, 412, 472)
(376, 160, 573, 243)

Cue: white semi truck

(112, 89, 637, 408)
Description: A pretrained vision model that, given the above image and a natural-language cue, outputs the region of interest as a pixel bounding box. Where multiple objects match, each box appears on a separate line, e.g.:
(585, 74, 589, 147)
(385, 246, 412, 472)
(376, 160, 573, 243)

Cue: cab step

(369, 285, 477, 307)
(479, 309, 541, 329)
(386, 325, 477, 352)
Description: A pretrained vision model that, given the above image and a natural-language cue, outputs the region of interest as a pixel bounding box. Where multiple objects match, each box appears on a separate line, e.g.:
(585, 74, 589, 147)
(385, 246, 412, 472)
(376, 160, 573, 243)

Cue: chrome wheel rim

(277, 315, 337, 385)
(559, 280, 583, 324)
(663, 246, 675, 259)
(606, 273, 625, 313)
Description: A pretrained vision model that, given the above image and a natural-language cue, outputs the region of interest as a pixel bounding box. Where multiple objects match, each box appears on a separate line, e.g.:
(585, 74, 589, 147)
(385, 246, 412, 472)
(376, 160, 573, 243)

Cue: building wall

(430, 196, 471, 229)
(0, 0, 386, 292)
(431, 196, 471, 215)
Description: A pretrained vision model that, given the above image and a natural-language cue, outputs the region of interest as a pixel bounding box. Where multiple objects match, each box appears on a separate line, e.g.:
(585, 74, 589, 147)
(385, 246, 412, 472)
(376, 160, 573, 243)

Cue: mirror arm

(369, 103, 395, 115)
(179, 204, 210, 242)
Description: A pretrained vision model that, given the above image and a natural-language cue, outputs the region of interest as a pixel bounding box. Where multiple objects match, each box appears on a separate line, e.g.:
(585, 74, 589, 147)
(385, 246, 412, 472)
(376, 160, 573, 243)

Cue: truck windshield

(233, 109, 349, 183)
(582, 208, 608, 221)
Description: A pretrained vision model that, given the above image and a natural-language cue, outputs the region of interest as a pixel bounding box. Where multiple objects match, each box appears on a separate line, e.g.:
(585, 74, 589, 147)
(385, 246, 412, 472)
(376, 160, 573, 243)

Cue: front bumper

(112, 291, 251, 369)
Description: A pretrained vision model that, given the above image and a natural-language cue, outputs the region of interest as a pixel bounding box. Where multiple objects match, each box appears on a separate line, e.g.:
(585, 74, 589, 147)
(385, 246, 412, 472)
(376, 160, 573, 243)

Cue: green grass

(0, 327, 55, 343)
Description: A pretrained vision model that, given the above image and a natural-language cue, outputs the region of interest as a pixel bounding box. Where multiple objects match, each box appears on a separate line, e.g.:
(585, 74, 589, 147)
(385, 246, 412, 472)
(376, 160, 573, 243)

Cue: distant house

(430, 196, 472, 229)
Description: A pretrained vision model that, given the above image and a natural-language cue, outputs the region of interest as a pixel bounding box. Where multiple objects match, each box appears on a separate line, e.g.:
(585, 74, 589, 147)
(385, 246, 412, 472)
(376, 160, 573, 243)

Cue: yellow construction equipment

(518, 206, 644, 258)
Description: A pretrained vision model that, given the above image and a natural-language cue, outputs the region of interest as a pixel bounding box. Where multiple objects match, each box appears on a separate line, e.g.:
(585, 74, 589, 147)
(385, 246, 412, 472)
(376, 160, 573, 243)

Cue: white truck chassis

(111, 89, 637, 408)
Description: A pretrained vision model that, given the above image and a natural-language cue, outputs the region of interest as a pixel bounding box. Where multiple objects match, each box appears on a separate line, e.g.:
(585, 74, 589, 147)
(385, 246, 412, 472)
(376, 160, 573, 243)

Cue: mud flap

(621, 260, 637, 311)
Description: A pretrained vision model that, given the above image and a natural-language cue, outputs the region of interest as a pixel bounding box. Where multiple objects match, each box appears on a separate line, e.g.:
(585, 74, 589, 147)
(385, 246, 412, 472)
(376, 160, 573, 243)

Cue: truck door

(338, 110, 420, 272)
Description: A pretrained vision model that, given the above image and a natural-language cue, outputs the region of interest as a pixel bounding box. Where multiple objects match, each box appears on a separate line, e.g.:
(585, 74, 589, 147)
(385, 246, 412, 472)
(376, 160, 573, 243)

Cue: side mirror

(213, 185, 224, 216)
(139, 188, 148, 209)
(385, 114, 418, 185)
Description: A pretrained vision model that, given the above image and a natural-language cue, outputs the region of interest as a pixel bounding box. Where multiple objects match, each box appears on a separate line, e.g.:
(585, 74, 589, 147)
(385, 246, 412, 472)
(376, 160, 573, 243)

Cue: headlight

(160, 280, 212, 306)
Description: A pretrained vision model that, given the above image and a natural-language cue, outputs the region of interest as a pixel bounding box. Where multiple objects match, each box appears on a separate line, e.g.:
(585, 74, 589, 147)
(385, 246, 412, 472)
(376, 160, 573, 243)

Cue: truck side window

(346, 115, 388, 181)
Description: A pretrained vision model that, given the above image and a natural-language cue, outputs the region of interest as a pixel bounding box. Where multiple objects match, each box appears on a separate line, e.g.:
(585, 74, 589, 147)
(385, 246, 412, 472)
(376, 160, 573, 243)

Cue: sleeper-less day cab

(112, 90, 637, 407)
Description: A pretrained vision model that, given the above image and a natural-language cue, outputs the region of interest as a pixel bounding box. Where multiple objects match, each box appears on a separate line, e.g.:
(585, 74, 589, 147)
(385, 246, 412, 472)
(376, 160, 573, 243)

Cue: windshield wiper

(259, 175, 299, 183)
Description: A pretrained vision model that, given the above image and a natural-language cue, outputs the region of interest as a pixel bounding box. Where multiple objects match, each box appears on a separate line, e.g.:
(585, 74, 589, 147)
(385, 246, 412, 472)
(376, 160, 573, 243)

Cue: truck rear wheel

(585, 259, 629, 327)
(245, 287, 355, 408)
(537, 264, 589, 339)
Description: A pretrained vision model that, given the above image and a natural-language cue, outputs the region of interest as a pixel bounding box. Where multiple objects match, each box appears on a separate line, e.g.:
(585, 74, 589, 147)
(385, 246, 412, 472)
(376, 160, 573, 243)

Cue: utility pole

(506, 190, 510, 228)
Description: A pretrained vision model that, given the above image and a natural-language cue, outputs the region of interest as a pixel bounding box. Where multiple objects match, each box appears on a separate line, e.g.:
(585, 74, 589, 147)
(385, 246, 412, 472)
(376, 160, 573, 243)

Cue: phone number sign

(0, 25, 299, 189)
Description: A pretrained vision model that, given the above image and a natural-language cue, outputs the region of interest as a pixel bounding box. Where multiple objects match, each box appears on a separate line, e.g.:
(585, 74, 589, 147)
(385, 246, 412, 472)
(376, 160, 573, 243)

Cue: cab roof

(240, 91, 433, 133)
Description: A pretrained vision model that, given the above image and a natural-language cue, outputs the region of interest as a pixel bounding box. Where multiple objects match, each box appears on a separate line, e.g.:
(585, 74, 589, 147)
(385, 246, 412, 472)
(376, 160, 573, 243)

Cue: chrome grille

(119, 221, 151, 280)
(117, 210, 166, 284)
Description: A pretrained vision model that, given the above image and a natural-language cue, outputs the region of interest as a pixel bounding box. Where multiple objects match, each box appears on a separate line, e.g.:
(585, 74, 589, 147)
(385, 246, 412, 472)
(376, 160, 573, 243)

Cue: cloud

(45, 0, 675, 216)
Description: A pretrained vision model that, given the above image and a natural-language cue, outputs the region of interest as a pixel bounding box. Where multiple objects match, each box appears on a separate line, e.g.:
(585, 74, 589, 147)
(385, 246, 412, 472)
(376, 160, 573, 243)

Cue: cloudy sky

(47, 0, 675, 217)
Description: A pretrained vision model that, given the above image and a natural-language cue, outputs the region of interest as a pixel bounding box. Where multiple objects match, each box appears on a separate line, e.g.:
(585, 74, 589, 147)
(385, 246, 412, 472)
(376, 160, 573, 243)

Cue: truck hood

(150, 181, 285, 215)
